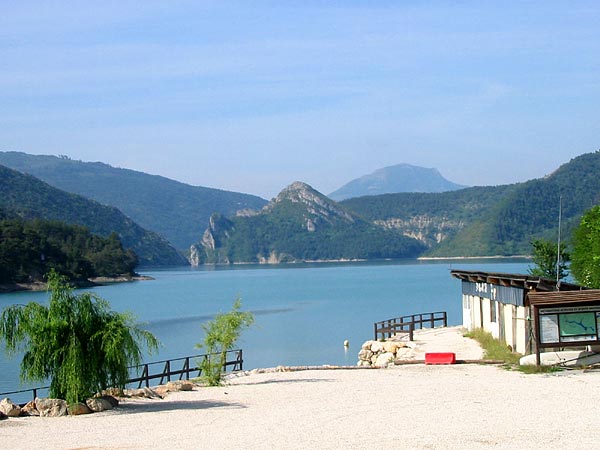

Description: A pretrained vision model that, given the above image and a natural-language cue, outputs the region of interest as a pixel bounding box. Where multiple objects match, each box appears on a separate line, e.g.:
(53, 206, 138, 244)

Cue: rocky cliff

(190, 181, 425, 265)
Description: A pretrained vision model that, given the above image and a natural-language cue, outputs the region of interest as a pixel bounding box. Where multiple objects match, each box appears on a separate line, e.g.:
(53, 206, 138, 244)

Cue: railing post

(374, 322, 378, 340)
(409, 322, 414, 341)
(430, 313, 435, 328)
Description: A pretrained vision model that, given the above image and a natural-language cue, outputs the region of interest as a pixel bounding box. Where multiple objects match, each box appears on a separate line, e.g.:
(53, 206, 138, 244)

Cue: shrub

(197, 299, 254, 386)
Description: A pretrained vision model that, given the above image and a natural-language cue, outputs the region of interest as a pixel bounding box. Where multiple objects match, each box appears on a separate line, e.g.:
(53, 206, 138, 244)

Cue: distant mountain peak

(329, 163, 467, 200)
(266, 181, 355, 226)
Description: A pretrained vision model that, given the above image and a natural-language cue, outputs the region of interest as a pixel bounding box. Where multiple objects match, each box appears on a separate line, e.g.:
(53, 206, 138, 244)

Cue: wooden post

(533, 306, 541, 366)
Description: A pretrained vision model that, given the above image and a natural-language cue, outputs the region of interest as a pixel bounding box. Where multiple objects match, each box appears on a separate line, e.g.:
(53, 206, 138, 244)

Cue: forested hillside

(0, 165, 187, 266)
(191, 182, 425, 264)
(0, 219, 137, 284)
(0, 152, 267, 249)
(343, 151, 600, 256)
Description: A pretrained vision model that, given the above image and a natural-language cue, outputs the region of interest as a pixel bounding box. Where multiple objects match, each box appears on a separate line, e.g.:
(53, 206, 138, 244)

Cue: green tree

(571, 205, 600, 288)
(0, 270, 159, 403)
(528, 238, 570, 281)
(196, 299, 254, 386)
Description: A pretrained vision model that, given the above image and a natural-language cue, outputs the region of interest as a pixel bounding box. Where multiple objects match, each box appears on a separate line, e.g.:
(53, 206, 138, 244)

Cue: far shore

(418, 255, 532, 261)
(0, 274, 153, 294)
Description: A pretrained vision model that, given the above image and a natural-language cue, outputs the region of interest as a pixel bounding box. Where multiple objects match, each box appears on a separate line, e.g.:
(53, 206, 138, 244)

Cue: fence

(374, 311, 447, 341)
(0, 349, 243, 404)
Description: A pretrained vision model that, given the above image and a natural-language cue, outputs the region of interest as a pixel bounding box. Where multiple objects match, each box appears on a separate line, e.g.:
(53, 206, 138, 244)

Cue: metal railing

(0, 349, 243, 403)
(374, 311, 447, 341)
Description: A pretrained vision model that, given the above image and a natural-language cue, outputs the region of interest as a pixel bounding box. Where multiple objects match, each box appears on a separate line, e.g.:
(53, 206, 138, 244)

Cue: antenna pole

(556, 195, 562, 289)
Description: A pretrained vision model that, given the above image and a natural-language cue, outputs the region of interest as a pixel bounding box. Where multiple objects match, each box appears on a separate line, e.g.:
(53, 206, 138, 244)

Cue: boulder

(68, 402, 92, 416)
(36, 398, 68, 417)
(124, 387, 160, 399)
(374, 352, 395, 367)
(361, 340, 375, 350)
(97, 395, 119, 408)
(21, 400, 39, 417)
(0, 398, 22, 417)
(370, 341, 385, 353)
(358, 349, 373, 362)
(383, 341, 401, 353)
(85, 397, 114, 413)
(166, 381, 194, 392)
(0, 411, 7, 420)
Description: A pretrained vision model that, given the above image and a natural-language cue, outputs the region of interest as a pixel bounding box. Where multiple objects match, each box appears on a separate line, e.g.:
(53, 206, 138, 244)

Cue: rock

(358, 349, 374, 361)
(153, 386, 169, 398)
(395, 347, 415, 360)
(0, 398, 22, 417)
(357, 360, 371, 367)
(68, 402, 92, 416)
(101, 387, 123, 398)
(361, 340, 374, 350)
(97, 395, 119, 408)
(166, 381, 194, 392)
(36, 398, 68, 417)
(0, 411, 7, 420)
(374, 352, 395, 367)
(86, 397, 114, 413)
(124, 387, 159, 399)
(383, 341, 401, 353)
(371, 341, 385, 353)
(21, 400, 39, 417)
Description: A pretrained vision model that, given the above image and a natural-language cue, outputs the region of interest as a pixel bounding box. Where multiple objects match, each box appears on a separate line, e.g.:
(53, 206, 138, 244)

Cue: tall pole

(556, 195, 562, 289)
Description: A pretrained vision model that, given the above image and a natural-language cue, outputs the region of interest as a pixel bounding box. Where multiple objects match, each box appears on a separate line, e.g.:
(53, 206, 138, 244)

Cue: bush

(197, 299, 254, 386)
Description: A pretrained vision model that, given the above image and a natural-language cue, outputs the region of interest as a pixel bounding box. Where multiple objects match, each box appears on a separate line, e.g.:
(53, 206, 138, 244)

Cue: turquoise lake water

(0, 259, 530, 400)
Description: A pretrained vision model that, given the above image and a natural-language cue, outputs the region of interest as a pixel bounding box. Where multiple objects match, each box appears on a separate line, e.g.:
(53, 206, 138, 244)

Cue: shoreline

(418, 255, 532, 261)
(0, 274, 153, 294)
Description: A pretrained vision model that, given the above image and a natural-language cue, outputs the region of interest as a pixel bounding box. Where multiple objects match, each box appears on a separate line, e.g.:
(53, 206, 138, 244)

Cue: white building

(451, 270, 585, 355)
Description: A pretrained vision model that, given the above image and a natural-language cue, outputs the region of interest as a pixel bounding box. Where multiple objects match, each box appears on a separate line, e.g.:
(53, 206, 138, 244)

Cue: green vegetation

(196, 183, 426, 264)
(0, 271, 159, 403)
(0, 152, 267, 249)
(196, 299, 254, 386)
(528, 238, 570, 281)
(342, 151, 600, 257)
(463, 328, 521, 364)
(0, 164, 186, 267)
(571, 205, 600, 288)
(0, 219, 137, 284)
(465, 328, 561, 373)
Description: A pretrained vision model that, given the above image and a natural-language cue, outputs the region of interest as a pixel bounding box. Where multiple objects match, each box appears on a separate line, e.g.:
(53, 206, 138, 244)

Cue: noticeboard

(539, 306, 600, 345)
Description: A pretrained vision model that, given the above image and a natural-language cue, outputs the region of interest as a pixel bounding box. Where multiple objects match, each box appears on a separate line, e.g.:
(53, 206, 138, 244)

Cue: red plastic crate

(425, 352, 456, 365)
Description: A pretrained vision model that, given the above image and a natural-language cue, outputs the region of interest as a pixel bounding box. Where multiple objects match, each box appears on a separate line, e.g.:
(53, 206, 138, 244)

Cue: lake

(0, 259, 530, 400)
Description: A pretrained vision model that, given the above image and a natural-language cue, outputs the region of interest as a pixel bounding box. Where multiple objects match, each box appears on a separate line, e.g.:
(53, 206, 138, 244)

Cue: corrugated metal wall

(461, 281, 525, 306)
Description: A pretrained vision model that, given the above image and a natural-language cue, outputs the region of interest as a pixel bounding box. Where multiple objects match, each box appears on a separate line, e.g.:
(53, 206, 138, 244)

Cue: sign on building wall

(539, 306, 600, 344)
(461, 281, 524, 306)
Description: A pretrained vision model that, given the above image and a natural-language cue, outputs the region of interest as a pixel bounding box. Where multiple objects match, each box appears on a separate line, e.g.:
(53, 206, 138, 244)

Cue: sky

(1, 1, 599, 199)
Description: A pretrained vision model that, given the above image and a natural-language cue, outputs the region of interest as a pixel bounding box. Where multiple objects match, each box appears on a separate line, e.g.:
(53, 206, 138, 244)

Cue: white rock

(36, 398, 68, 417)
(358, 349, 373, 361)
(371, 341, 384, 353)
(374, 352, 395, 367)
(0, 398, 21, 417)
(361, 340, 375, 350)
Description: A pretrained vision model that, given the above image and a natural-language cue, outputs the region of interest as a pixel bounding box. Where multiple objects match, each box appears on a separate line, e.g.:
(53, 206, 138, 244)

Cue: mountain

(329, 163, 467, 201)
(0, 165, 187, 267)
(342, 151, 600, 257)
(190, 181, 426, 264)
(0, 152, 267, 249)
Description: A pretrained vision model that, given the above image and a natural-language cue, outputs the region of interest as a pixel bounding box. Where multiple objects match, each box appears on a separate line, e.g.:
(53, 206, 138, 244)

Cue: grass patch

(515, 364, 562, 374)
(463, 328, 522, 365)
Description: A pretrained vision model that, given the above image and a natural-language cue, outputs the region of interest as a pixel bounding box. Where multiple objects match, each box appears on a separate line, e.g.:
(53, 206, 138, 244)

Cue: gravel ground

(2, 329, 599, 449)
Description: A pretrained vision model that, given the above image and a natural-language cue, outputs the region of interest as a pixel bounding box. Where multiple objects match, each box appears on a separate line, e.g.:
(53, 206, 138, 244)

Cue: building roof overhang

(450, 269, 586, 293)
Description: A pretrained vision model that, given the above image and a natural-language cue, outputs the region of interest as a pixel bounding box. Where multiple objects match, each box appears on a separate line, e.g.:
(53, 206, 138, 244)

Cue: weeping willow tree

(0, 270, 159, 404)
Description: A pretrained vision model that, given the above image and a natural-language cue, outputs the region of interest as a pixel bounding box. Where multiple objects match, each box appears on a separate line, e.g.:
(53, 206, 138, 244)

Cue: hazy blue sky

(2, 1, 599, 199)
